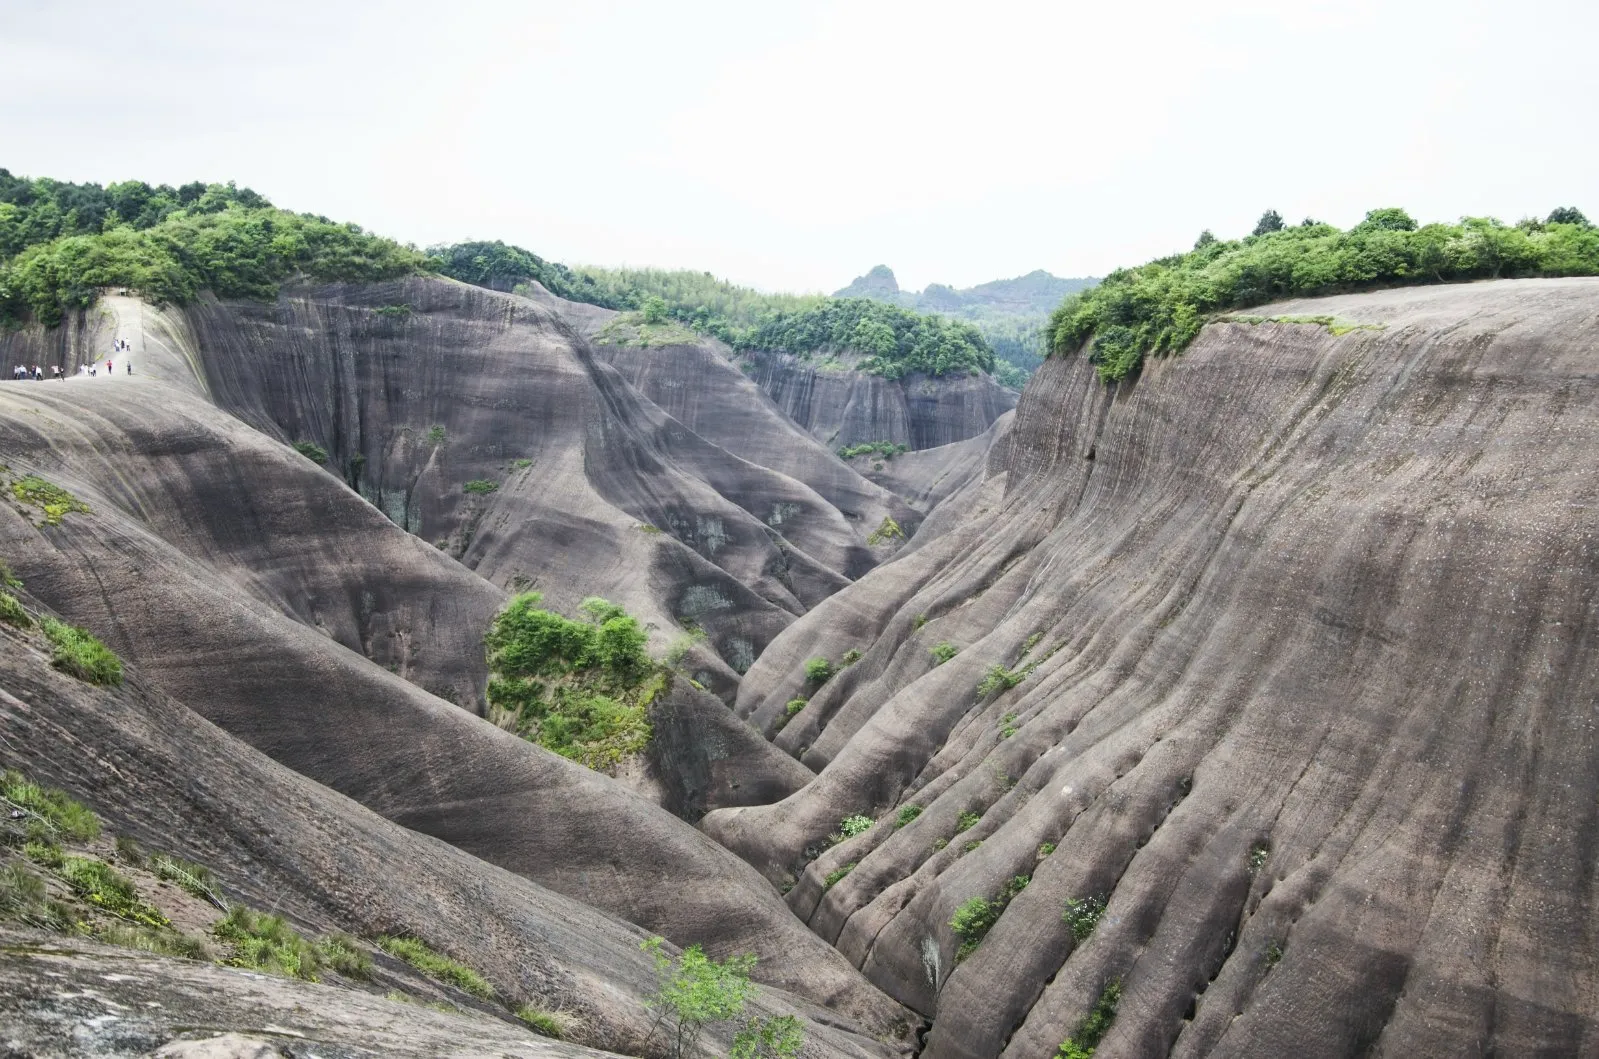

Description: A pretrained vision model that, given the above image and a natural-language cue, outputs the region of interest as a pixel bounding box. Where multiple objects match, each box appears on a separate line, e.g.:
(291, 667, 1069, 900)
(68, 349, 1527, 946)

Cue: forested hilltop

(1052, 206, 1599, 381)
(0, 170, 994, 382)
(834, 264, 1098, 386)
(430, 242, 994, 380)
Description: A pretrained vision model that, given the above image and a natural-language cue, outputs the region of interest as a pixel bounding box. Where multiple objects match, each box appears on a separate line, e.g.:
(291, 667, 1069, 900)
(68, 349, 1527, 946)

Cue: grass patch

(517, 1005, 576, 1039)
(292, 441, 328, 464)
(1, 769, 101, 843)
(373, 303, 413, 317)
(1038, 842, 1056, 858)
(39, 617, 122, 686)
(151, 852, 226, 910)
(512, 457, 533, 469)
(464, 479, 499, 494)
(378, 934, 495, 999)
(1056, 980, 1122, 1058)
(10, 475, 89, 525)
(213, 905, 321, 981)
(0, 591, 32, 629)
(99, 922, 209, 960)
(1217, 312, 1386, 337)
(823, 862, 856, 890)
(318, 932, 373, 979)
(59, 856, 168, 927)
(0, 861, 76, 932)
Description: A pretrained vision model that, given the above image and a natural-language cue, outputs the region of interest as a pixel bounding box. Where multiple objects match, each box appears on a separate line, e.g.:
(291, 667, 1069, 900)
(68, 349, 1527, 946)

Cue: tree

(1193, 230, 1216, 249)
(641, 937, 803, 1059)
(1251, 210, 1284, 237)
(1548, 206, 1590, 227)
(1353, 207, 1417, 233)
(642, 293, 669, 324)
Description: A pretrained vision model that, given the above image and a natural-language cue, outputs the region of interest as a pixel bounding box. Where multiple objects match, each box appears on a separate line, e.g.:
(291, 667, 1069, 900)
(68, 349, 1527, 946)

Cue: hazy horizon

(4, 0, 1596, 294)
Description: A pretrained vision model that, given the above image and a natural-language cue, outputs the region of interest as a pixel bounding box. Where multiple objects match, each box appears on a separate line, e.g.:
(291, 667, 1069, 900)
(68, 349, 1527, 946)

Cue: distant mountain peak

(834, 265, 901, 299)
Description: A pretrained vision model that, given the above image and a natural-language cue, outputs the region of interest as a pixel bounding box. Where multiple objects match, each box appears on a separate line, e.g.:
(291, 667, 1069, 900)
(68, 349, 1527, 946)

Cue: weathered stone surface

(704, 279, 1599, 1057)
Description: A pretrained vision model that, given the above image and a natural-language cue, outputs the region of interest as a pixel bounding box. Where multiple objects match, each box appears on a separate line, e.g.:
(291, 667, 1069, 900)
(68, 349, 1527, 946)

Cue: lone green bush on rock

(39, 617, 123, 686)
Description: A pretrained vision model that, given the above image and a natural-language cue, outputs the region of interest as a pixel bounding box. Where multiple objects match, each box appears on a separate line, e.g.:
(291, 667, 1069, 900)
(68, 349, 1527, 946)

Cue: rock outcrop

(704, 279, 1599, 1057)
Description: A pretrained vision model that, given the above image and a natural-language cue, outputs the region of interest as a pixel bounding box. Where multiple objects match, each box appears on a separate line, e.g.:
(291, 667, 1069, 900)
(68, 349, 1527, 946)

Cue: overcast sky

(4, 0, 1596, 293)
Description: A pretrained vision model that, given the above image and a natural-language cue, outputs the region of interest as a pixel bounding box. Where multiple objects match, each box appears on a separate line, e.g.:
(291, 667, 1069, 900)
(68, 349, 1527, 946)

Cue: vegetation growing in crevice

(1050, 206, 1599, 382)
(803, 657, 834, 684)
(39, 616, 123, 686)
(1057, 979, 1122, 1058)
(823, 862, 856, 890)
(463, 479, 499, 494)
(955, 810, 982, 833)
(866, 516, 905, 546)
(378, 934, 495, 999)
(950, 875, 1030, 961)
(838, 441, 909, 460)
(484, 593, 659, 771)
(214, 905, 320, 980)
(292, 441, 328, 464)
(895, 804, 923, 828)
(1063, 895, 1106, 942)
(930, 641, 960, 665)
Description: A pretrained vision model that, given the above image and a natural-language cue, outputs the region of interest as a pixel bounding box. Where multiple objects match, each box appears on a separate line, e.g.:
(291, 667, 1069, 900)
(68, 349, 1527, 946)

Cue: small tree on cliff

(640, 937, 803, 1058)
(1252, 209, 1285, 236)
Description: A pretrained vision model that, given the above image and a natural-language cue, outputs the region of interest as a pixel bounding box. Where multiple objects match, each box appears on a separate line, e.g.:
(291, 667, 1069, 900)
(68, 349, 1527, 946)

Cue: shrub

(1, 769, 100, 842)
(930, 642, 959, 665)
(1057, 980, 1122, 1058)
(463, 479, 499, 494)
(948, 876, 1030, 961)
(838, 441, 909, 460)
(10, 475, 89, 525)
(512, 457, 534, 469)
(823, 862, 856, 889)
(1063, 896, 1106, 942)
(866, 516, 904, 546)
(1038, 842, 1056, 858)
(976, 664, 1022, 699)
(840, 648, 862, 666)
(804, 657, 834, 684)
(838, 815, 873, 839)
(60, 856, 168, 927)
(913, 613, 928, 630)
(214, 906, 319, 980)
(425, 425, 447, 445)
(640, 936, 802, 1059)
(785, 698, 807, 717)
(484, 592, 656, 770)
(378, 934, 494, 999)
(292, 441, 328, 464)
(895, 805, 923, 828)
(39, 617, 123, 686)
(955, 810, 981, 833)
(0, 591, 32, 629)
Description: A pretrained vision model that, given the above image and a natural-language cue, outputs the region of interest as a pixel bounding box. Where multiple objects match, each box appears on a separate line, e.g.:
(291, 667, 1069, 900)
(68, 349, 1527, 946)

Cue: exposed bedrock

(0, 384, 907, 1037)
(0, 590, 898, 1058)
(703, 279, 1599, 1057)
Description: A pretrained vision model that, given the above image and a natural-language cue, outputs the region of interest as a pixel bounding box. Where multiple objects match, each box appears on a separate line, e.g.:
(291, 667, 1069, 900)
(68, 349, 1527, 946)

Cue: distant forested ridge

(430, 251, 995, 379)
(0, 170, 424, 325)
(0, 168, 995, 381)
(833, 265, 1097, 387)
(1052, 207, 1599, 382)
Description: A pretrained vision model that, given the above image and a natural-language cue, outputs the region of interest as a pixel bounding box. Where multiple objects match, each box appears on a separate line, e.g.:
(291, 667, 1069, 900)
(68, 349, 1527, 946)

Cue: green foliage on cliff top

(426, 239, 621, 307)
(1050, 207, 1599, 382)
(483, 593, 658, 770)
(0, 169, 425, 325)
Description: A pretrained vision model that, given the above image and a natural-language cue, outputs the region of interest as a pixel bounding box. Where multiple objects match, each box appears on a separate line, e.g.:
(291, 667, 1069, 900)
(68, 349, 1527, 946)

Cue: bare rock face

(703, 279, 1599, 1057)
(0, 384, 909, 1042)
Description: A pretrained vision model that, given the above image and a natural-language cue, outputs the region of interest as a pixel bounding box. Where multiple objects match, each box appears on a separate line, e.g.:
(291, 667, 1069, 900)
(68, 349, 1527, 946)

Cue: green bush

(0, 591, 31, 629)
(39, 616, 123, 686)
(292, 441, 328, 464)
(838, 441, 909, 460)
(484, 592, 657, 770)
(463, 479, 499, 494)
(317, 933, 373, 979)
(640, 935, 803, 1059)
(516, 1006, 571, 1039)
(785, 698, 807, 717)
(823, 862, 856, 889)
(955, 810, 981, 833)
(837, 815, 873, 839)
(425, 425, 447, 446)
(378, 934, 494, 999)
(866, 516, 905, 546)
(930, 642, 960, 665)
(840, 648, 862, 666)
(1063, 895, 1106, 942)
(804, 657, 835, 684)
(1057, 980, 1122, 1058)
(895, 805, 923, 828)
(214, 906, 320, 980)
(948, 876, 1030, 960)
(976, 663, 1022, 699)
(1050, 209, 1599, 382)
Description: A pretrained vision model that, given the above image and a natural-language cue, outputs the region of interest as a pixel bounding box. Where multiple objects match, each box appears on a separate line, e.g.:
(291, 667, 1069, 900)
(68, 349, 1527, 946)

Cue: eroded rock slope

(705, 279, 1599, 1058)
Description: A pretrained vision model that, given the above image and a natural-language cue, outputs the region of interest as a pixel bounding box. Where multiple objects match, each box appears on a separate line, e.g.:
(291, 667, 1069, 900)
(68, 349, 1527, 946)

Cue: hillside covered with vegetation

(433, 250, 996, 379)
(0, 170, 425, 326)
(1051, 207, 1599, 382)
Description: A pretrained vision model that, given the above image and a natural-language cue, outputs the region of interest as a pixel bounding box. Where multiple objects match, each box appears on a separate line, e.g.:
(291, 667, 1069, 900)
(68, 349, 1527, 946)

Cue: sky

(4, 0, 1597, 294)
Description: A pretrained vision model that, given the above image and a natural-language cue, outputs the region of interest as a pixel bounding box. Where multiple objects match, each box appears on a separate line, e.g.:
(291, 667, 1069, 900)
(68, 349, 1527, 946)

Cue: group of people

(6, 338, 132, 382)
